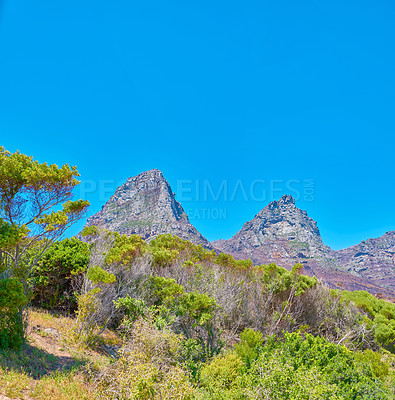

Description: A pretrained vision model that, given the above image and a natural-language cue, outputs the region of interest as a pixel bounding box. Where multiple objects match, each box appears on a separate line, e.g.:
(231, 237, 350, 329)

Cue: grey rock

(83, 169, 213, 249)
(335, 231, 395, 291)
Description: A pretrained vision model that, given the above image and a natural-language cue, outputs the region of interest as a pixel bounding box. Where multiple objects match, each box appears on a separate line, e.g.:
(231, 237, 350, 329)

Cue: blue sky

(1, 0, 394, 250)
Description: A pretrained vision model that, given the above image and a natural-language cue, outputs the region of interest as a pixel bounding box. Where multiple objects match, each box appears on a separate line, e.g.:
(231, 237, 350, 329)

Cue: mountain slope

(336, 231, 395, 291)
(83, 169, 212, 249)
(212, 195, 394, 297)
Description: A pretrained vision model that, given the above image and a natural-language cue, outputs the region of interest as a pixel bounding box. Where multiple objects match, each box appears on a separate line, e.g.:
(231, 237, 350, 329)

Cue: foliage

(86, 266, 116, 285)
(177, 292, 218, 329)
(72, 264, 117, 345)
(114, 296, 146, 323)
(0, 146, 88, 347)
(96, 317, 195, 399)
(0, 146, 89, 285)
(253, 262, 317, 295)
(339, 290, 395, 350)
(104, 233, 146, 266)
(199, 331, 394, 399)
(147, 275, 185, 305)
(72, 289, 103, 345)
(30, 238, 90, 310)
(200, 352, 244, 393)
(215, 252, 253, 270)
(0, 278, 28, 349)
(234, 328, 263, 368)
(149, 234, 215, 266)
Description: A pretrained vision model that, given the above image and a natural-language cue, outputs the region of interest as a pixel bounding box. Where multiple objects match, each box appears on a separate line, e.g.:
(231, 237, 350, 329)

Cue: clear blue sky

(1, 0, 394, 250)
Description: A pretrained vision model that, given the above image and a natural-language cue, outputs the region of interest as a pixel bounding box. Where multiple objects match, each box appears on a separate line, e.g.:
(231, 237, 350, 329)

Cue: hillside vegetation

(1, 229, 395, 399)
(0, 147, 394, 399)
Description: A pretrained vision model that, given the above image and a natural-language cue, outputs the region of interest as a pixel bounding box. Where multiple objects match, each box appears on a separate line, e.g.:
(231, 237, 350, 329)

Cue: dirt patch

(27, 325, 79, 373)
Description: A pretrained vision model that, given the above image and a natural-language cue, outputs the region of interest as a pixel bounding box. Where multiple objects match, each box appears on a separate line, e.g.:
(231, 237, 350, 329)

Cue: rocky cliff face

(212, 195, 394, 297)
(83, 169, 212, 249)
(212, 195, 336, 268)
(335, 232, 395, 292)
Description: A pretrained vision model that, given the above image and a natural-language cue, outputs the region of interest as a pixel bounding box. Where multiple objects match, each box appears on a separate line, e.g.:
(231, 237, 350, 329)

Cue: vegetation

(1, 148, 394, 398)
(199, 330, 394, 399)
(30, 238, 90, 310)
(0, 278, 27, 349)
(339, 289, 395, 350)
(0, 146, 89, 346)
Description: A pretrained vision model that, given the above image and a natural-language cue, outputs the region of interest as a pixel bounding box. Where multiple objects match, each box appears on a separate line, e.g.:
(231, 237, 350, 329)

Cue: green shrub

(176, 292, 218, 328)
(149, 234, 215, 265)
(355, 349, 390, 379)
(340, 290, 395, 350)
(253, 262, 317, 295)
(199, 332, 393, 399)
(96, 317, 195, 399)
(216, 253, 253, 270)
(114, 295, 146, 323)
(30, 238, 90, 310)
(200, 352, 244, 392)
(234, 328, 263, 368)
(105, 233, 146, 266)
(178, 337, 211, 382)
(147, 276, 184, 306)
(86, 266, 116, 284)
(0, 278, 28, 349)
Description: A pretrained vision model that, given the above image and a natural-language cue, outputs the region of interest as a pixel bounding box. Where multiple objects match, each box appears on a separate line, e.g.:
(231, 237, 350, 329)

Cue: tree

(30, 237, 90, 310)
(0, 146, 89, 296)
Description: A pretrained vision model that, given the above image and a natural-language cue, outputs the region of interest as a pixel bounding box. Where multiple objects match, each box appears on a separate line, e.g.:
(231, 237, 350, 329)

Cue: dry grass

(0, 309, 120, 400)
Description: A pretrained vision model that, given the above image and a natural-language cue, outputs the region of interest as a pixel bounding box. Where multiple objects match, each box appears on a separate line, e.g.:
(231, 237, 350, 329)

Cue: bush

(234, 328, 263, 368)
(200, 352, 244, 393)
(0, 278, 28, 349)
(149, 234, 215, 266)
(96, 317, 195, 400)
(199, 332, 393, 399)
(30, 238, 90, 310)
(340, 290, 395, 350)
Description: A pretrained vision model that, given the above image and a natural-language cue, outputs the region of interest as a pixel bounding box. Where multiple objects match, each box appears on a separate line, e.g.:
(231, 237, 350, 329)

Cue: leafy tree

(0, 147, 88, 347)
(30, 237, 90, 310)
(0, 146, 89, 295)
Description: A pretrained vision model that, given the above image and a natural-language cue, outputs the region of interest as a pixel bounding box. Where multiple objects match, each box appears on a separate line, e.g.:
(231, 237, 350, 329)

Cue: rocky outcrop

(212, 195, 336, 268)
(83, 169, 212, 249)
(212, 195, 394, 297)
(335, 232, 395, 292)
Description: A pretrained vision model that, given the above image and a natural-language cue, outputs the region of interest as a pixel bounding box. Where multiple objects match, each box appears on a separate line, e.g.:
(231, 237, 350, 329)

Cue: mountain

(83, 170, 394, 297)
(212, 195, 335, 268)
(83, 169, 212, 249)
(336, 232, 395, 291)
(212, 195, 394, 297)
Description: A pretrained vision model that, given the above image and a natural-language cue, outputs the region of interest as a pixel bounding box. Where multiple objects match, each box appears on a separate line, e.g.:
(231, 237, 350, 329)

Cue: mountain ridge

(82, 169, 394, 297)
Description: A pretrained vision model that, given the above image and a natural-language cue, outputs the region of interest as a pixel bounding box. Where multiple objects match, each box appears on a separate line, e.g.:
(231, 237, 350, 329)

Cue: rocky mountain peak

(212, 194, 336, 277)
(268, 194, 296, 210)
(249, 195, 320, 245)
(213, 194, 327, 257)
(125, 168, 164, 185)
(83, 169, 212, 248)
